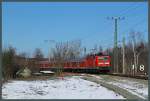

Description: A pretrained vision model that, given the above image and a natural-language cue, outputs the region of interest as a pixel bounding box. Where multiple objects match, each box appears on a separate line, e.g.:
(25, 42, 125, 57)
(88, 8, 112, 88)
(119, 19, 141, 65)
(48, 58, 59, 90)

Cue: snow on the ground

(90, 75, 148, 99)
(108, 79, 148, 99)
(40, 71, 54, 74)
(2, 76, 125, 99)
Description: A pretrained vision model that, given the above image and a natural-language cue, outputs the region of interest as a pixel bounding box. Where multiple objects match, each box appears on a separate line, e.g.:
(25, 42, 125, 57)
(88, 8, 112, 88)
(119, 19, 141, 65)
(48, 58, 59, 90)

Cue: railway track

(106, 73, 148, 80)
(84, 73, 148, 80)
(40, 68, 148, 80)
(82, 75, 148, 99)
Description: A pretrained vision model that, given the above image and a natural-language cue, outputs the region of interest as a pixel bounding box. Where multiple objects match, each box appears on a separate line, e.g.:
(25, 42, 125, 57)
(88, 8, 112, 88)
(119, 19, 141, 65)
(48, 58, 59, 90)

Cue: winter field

(90, 75, 148, 99)
(2, 76, 125, 99)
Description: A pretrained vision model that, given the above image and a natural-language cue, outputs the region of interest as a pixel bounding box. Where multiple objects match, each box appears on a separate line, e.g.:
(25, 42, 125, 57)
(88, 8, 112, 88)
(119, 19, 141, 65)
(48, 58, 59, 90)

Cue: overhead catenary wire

(80, 3, 147, 52)
(81, 3, 145, 41)
(117, 3, 144, 17)
(121, 19, 147, 42)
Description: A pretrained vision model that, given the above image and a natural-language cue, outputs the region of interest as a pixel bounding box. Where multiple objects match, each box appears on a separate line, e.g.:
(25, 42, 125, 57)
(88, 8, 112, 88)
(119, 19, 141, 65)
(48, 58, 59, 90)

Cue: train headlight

(104, 62, 109, 64)
(98, 63, 104, 64)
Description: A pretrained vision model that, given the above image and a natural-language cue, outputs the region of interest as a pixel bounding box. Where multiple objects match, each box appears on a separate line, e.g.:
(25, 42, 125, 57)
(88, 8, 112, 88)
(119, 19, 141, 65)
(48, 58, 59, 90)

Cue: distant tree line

(105, 31, 148, 76)
(2, 47, 44, 80)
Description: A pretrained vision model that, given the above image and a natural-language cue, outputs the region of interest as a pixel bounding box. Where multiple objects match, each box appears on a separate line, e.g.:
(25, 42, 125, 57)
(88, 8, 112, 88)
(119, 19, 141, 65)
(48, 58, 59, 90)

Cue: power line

(110, 3, 147, 41)
(122, 19, 146, 33)
(81, 3, 143, 41)
(81, 3, 147, 52)
(120, 18, 147, 42)
(117, 3, 144, 17)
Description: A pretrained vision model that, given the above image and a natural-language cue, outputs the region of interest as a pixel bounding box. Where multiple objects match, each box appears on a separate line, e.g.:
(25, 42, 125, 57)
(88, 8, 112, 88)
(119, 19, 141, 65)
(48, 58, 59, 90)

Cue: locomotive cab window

(104, 57, 108, 60)
(98, 57, 104, 60)
(98, 57, 108, 60)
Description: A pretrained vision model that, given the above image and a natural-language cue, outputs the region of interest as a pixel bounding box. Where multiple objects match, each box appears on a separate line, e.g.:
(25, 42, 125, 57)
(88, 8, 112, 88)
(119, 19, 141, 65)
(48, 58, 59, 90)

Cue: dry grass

(2, 72, 84, 82)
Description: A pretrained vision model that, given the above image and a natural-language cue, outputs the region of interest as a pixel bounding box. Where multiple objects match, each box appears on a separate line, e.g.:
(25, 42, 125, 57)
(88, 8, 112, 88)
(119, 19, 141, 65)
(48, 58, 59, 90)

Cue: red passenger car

(39, 53, 111, 73)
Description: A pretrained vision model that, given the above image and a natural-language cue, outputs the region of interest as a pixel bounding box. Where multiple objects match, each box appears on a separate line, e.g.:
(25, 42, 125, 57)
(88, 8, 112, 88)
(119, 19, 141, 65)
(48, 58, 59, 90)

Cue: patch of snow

(108, 80, 148, 99)
(80, 74, 86, 76)
(90, 75, 103, 80)
(2, 76, 125, 99)
(40, 71, 54, 74)
(90, 75, 148, 99)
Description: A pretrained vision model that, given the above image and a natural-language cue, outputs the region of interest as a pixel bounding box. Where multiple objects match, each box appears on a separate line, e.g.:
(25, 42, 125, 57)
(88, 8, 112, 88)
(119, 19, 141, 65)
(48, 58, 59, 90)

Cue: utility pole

(107, 17, 124, 73)
(84, 47, 86, 56)
(94, 44, 98, 53)
(122, 36, 126, 74)
(114, 18, 118, 73)
(44, 40, 56, 62)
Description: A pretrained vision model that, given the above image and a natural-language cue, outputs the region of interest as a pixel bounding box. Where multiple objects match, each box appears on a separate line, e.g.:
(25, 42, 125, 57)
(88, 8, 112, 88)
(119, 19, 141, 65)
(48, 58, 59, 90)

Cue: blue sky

(2, 2, 148, 57)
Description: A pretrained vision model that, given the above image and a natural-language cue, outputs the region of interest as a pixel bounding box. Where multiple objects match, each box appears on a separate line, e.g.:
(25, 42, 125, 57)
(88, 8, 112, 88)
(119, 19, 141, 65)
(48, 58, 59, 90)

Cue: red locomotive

(39, 52, 111, 73)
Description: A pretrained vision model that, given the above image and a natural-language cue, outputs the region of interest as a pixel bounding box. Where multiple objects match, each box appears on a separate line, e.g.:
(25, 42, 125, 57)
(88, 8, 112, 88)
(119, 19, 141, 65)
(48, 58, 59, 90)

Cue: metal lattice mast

(114, 18, 118, 73)
(107, 17, 124, 73)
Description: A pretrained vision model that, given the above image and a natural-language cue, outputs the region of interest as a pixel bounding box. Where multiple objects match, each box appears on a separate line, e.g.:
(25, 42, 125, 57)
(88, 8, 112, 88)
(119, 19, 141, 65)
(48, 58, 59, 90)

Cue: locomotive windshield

(98, 56, 108, 61)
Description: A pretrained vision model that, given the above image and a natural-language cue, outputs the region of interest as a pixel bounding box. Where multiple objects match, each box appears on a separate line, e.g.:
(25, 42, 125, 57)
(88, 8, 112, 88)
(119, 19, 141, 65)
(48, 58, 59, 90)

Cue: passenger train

(39, 52, 111, 73)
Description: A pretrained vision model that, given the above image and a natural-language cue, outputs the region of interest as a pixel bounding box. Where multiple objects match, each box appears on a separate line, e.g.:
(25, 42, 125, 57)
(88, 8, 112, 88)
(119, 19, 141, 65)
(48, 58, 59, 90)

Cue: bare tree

(33, 48, 44, 60)
(51, 40, 82, 76)
(128, 31, 145, 75)
(68, 40, 81, 59)
(2, 46, 19, 79)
